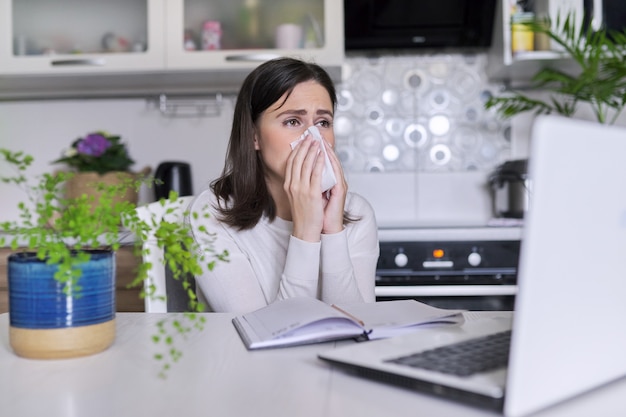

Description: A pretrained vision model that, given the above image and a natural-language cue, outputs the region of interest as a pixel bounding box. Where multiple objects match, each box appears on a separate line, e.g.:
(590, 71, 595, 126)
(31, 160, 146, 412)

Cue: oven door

(375, 284, 517, 310)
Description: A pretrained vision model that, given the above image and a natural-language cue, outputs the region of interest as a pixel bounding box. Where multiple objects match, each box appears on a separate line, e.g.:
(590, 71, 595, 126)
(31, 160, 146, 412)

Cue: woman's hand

(284, 135, 327, 242)
(321, 139, 347, 235)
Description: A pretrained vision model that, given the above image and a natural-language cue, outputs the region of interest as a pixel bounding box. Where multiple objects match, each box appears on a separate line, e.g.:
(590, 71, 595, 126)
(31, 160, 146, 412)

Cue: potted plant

(0, 148, 226, 378)
(486, 13, 626, 124)
(52, 131, 147, 206)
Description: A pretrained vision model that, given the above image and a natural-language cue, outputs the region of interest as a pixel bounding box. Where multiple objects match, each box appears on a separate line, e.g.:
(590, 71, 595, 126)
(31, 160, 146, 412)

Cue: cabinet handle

(51, 59, 106, 67)
(225, 53, 281, 62)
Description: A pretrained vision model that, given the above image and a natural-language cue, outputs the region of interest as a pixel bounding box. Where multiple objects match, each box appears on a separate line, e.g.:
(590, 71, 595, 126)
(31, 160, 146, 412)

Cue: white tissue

(289, 126, 338, 193)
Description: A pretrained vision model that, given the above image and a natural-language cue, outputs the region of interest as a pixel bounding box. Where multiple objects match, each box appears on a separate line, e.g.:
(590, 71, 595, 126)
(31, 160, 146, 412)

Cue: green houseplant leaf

(486, 12, 626, 124)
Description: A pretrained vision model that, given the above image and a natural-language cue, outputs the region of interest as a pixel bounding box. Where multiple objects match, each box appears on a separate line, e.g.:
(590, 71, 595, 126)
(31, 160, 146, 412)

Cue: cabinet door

(0, 0, 165, 75)
(487, 0, 580, 82)
(165, 0, 343, 71)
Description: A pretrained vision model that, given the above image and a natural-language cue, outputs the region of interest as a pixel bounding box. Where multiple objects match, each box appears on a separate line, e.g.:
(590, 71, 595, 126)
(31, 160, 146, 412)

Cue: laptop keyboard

(385, 330, 512, 377)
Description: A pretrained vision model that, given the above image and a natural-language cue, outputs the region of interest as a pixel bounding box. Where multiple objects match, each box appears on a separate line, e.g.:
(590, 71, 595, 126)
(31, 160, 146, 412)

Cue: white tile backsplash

(338, 53, 510, 226)
(337, 53, 511, 174)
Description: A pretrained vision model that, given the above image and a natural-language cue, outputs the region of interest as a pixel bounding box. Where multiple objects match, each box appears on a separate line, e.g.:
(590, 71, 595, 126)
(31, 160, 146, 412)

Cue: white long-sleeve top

(187, 189, 379, 313)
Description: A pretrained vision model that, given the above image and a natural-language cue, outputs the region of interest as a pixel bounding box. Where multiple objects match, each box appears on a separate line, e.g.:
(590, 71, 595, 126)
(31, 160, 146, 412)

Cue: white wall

(0, 97, 233, 221)
(509, 92, 626, 159)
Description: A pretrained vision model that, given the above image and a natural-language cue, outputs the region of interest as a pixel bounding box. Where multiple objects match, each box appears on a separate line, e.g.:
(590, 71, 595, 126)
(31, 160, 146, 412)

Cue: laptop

(319, 115, 626, 417)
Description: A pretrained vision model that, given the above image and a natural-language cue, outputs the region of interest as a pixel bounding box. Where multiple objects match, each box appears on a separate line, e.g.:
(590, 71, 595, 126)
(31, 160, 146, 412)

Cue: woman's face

(254, 80, 335, 186)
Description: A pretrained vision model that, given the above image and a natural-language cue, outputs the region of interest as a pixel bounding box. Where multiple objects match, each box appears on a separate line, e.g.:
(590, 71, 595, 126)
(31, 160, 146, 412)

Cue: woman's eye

(316, 120, 332, 128)
(284, 119, 300, 127)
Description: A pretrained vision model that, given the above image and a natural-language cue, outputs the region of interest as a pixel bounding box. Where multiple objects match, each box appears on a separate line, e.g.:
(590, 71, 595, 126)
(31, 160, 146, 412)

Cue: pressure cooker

(488, 159, 531, 218)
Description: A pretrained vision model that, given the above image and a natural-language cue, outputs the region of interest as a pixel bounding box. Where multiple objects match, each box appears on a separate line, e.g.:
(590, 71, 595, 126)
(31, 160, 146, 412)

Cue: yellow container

(511, 13, 534, 54)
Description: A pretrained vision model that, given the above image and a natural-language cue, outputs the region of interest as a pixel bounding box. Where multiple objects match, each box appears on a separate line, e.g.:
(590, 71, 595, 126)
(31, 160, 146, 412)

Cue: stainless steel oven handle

(375, 285, 518, 297)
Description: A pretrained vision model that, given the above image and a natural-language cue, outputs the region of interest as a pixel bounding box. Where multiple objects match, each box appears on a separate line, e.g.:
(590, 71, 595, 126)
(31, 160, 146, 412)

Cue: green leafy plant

(52, 131, 135, 174)
(486, 13, 626, 124)
(0, 148, 227, 378)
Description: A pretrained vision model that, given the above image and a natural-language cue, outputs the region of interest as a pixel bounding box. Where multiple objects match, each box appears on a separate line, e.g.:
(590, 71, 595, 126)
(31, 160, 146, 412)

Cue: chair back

(134, 196, 196, 312)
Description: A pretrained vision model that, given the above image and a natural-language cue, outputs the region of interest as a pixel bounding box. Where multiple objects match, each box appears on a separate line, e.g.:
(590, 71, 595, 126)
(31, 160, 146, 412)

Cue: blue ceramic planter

(7, 250, 117, 359)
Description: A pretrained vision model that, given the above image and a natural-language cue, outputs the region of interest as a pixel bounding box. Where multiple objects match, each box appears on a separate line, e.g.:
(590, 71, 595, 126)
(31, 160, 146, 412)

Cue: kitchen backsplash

(336, 53, 511, 174)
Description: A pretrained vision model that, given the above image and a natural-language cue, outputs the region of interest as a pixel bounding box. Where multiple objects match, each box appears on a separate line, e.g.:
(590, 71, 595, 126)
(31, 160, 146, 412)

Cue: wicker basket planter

(64, 171, 139, 206)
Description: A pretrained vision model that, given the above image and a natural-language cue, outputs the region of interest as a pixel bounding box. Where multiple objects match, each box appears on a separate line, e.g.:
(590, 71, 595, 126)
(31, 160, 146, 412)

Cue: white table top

(1, 312, 625, 417)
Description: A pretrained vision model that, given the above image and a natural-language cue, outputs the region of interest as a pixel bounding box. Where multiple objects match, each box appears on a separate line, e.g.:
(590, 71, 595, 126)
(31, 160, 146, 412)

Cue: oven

(376, 227, 522, 311)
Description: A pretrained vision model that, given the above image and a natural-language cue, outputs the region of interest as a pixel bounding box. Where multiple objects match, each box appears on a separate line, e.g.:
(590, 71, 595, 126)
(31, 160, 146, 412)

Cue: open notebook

(319, 115, 626, 417)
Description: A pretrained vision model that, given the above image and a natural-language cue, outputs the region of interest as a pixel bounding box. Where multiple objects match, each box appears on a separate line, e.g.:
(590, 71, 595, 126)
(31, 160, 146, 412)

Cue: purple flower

(76, 133, 111, 157)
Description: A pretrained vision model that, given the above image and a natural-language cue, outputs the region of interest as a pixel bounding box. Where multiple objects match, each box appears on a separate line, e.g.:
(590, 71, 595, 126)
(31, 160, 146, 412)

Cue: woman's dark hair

(211, 57, 338, 230)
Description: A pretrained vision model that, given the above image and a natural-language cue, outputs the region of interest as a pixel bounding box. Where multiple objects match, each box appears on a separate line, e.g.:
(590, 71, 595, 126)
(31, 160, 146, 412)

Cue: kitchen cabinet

(166, 0, 342, 72)
(0, 0, 343, 99)
(0, 246, 145, 313)
(114, 246, 145, 312)
(0, 0, 165, 75)
(486, 0, 578, 85)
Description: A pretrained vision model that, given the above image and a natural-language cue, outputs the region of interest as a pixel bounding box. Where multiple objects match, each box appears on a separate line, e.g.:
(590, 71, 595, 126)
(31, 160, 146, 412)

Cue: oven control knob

(467, 252, 482, 267)
(394, 253, 409, 268)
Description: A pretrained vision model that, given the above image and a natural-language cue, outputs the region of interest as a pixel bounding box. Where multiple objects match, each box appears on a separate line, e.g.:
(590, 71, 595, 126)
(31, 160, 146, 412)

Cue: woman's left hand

(321, 140, 347, 235)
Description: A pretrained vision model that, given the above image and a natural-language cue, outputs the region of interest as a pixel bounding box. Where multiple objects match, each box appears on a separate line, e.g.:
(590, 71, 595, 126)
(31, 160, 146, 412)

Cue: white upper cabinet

(0, 0, 343, 98)
(0, 0, 165, 74)
(165, 0, 343, 71)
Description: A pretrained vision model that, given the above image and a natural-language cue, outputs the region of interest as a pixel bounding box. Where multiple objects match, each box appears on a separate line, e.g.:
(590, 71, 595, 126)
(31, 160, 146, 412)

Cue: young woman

(189, 57, 379, 313)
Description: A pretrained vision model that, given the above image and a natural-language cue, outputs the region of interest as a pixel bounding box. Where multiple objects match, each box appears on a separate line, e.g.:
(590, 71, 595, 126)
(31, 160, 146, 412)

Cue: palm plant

(486, 13, 626, 124)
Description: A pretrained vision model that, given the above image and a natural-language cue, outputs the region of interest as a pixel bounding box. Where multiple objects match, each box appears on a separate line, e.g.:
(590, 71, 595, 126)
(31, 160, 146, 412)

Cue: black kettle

(154, 161, 193, 200)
